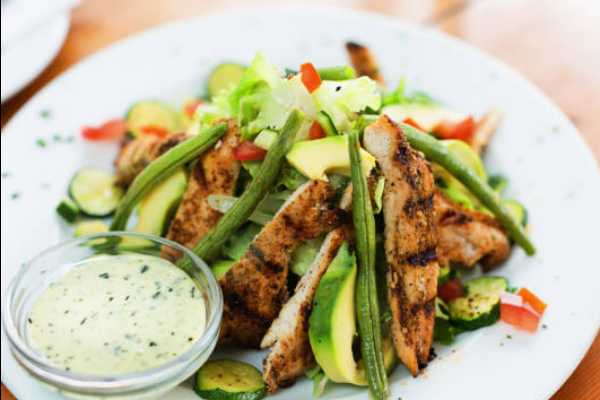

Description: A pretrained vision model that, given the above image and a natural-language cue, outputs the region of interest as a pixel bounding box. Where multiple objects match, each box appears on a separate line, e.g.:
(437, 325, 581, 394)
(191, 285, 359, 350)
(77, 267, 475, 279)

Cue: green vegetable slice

(348, 130, 388, 399)
(56, 198, 79, 223)
(317, 66, 356, 81)
(315, 111, 338, 137)
(194, 359, 266, 400)
(448, 276, 508, 331)
(74, 220, 109, 237)
(222, 223, 262, 260)
(211, 260, 235, 280)
(69, 168, 124, 217)
(401, 123, 535, 255)
(208, 63, 246, 98)
(126, 100, 181, 137)
(110, 123, 227, 231)
(183, 110, 303, 264)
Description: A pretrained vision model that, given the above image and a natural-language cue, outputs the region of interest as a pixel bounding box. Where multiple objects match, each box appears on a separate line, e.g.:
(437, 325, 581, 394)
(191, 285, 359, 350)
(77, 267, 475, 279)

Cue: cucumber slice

(503, 198, 528, 227)
(126, 100, 181, 138)
(69, 168, 124, 217)
(74, 220, 109, 237)
(448, 276, 508, 331)
(56, 198, 79, 223)
(194, 359, 266, 400)
(208, 63, 246, 98)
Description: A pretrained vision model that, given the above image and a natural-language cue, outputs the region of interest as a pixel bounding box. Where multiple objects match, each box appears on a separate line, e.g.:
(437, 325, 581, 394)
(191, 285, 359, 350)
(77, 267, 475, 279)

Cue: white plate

(0, 13, 70, 103)
(2, 7, 599, 400)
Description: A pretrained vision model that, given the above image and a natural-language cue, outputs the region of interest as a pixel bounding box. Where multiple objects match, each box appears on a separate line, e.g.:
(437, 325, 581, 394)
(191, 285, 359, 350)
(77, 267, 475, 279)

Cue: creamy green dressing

(27, 254, 206, 375)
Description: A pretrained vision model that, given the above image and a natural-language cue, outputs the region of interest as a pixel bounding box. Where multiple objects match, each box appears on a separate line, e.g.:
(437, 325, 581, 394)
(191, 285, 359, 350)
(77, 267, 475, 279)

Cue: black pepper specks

(140, 265, 149, 274)
(98, 273, 110, 279)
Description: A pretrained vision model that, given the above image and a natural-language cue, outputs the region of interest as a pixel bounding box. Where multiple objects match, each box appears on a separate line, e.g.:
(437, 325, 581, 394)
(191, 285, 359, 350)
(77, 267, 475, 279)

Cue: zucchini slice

(448, 276, 508, 331)
(56, 198, 80, 223)
(207, 63, 246, 98)
(195, 359, 266, 400)
(68, 168, 124, 217)
(126, 100, 181, 137)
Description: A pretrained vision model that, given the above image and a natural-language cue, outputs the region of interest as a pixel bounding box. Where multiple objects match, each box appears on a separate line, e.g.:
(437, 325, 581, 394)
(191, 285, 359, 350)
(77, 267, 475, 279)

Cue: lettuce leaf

(312, 77, 381, 133)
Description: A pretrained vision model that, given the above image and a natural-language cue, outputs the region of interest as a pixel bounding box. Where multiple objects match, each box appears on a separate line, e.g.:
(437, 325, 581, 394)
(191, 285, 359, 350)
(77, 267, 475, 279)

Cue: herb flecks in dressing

(27, 254, 206, 375)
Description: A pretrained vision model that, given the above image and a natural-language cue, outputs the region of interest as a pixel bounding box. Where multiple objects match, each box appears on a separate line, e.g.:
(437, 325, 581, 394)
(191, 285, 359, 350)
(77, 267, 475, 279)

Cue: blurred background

(1, 0, 598, 399)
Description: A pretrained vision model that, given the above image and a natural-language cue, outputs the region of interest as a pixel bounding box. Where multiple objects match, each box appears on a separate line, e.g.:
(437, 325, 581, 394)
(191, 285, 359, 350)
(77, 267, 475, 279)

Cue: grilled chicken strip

(345, 41, 384, 83)
(219, 180, 342, 348)
(162, 121, 241, 259)
(114, 133, 188, 187)
(363, 115, 439, 376)
(261, 228, 347, 392)
(435, 191, 510, 270)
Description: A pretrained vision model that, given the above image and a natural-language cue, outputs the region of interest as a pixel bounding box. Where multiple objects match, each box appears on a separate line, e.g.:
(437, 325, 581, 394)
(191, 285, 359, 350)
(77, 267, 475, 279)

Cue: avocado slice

(119, 168, 187, 249)
(286, 135, 375, 181)
(308, 242, 396, 385)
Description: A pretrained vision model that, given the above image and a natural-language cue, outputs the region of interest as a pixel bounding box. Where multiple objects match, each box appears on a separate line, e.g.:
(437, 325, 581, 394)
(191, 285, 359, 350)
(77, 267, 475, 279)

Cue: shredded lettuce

(305, 366, 329, 397)
(373, 176, 385, 214)
(290, 237, 324, 276)
(226, 54, 316, 138)
(382, 78, 437, 107)
(313, 77, 381, 133)
(275, 163, 308, 192)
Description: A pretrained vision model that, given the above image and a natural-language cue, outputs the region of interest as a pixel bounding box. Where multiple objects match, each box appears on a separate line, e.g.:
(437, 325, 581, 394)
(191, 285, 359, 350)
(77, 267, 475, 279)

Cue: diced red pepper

(308, 121, 326, 140)
(140, 125, 169, 138)
(518, 287, 547, 315)
(433, 116, 476, 141)
(81, 118, 127, 141)
(403, 117, 424, 131)
(234, 141, 267, 161)
(500, 292, 541, 333)
(300, 63, 321, 93)
(184, 99, 203, 118)
(438, 279, 465, 303)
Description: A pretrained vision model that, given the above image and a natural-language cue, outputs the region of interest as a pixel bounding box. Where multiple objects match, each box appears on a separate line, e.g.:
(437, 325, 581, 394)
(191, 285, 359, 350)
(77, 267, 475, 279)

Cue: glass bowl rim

(1, 231, 223, 393)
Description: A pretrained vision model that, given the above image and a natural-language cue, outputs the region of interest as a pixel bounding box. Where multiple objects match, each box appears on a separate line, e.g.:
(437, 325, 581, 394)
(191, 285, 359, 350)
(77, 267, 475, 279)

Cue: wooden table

(2, 0, 598, 398)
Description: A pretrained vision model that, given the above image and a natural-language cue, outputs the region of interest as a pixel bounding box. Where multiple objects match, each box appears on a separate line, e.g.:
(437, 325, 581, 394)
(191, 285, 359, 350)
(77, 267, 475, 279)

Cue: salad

(56, 42, 546, 399)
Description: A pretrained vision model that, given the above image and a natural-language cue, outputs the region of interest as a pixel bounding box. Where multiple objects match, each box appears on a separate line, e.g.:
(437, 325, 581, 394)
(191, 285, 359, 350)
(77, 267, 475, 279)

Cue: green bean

(110, 123, 227, 231)
(348, 130, 388, 399)
(317, 66, 356, 81)
(183, 109, 303, 265)
(400, 123, 536, 255)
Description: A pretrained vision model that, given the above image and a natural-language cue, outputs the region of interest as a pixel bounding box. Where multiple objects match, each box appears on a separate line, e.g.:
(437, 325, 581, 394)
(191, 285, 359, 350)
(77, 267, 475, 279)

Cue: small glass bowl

(1, 232, 223, 399)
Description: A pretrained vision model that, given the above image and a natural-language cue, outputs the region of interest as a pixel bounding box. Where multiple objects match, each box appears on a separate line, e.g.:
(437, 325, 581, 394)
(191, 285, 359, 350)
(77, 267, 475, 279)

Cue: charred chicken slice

(345, 41, 384, 83)
(363, 115, 439, 376)
(435, 191, 510, 270)
(114, 133, 188, 187)
(219, 180, 342, 347)
(261, 228, 347, 392)
(162, 121, 241, 259)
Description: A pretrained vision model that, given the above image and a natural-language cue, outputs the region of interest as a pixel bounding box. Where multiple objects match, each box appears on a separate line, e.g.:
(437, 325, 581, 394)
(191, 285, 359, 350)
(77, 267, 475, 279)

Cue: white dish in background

(1, 7, 599, 400)
(0, 13, 70, 103)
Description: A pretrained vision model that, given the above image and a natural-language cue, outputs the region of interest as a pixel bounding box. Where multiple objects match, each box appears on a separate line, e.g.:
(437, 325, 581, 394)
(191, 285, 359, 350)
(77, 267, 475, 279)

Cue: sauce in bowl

(26, 253, 206, 375)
